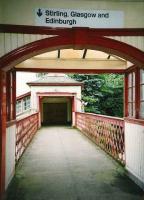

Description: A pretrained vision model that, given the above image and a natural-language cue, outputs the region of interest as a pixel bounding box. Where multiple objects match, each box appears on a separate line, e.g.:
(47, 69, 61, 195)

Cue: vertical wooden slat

(17, 33, 24, 47)
(23, 34, 31, 45)
(4, 33, 11, 54)
(0, 33, 5, 57)
(0, 70, 6, 199)
(11, 33, 18, 51)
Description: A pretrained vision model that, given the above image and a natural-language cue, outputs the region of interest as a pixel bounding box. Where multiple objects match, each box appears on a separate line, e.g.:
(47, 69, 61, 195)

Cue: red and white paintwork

(0, 25, 144, 198)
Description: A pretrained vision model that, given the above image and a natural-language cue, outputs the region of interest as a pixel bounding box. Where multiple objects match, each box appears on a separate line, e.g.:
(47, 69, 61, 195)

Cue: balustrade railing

(16, 112, 39, 162)
(76, 112, 125, 164)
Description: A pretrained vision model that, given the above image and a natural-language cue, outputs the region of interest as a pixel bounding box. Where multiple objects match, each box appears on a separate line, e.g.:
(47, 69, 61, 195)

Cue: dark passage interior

(43, 103, 67, 125)
(41, 97, 72, 126)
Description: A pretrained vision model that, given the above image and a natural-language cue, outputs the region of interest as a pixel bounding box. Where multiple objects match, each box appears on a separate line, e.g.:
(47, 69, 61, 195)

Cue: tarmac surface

(6, 126, 144, 200)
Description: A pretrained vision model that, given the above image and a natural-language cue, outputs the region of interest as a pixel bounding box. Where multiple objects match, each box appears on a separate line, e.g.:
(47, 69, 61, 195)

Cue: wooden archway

(0, 28, 144, 70)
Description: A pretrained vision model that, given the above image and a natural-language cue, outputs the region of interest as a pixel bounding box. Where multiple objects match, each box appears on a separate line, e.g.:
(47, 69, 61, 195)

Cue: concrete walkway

(6, 126, 143, 200)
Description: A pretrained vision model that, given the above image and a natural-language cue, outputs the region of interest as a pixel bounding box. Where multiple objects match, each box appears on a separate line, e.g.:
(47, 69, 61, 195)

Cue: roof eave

(27, 82, 84, 87)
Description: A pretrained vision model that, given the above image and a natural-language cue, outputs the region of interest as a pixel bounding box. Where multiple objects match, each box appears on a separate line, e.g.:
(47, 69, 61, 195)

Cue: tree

(69, 74, 124, 117)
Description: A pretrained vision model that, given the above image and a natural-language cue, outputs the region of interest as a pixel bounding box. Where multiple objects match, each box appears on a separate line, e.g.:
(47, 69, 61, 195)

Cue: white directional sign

(35, 8, 124, 28)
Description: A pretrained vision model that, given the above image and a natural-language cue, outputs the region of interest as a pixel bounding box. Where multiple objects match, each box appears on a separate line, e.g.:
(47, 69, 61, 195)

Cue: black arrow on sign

(37, 9, 43, 17)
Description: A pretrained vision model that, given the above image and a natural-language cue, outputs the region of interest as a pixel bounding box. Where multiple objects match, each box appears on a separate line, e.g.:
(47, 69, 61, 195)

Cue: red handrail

(76, 112, 125, 165)
(16, 112, 39, 162)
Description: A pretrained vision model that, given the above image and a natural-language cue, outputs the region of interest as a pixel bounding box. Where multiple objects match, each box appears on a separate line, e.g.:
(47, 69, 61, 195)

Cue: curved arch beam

(0, 30, 144, 71)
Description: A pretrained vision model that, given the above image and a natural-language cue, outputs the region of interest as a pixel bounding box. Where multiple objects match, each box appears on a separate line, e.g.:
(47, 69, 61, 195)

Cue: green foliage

(69, 74, 124, 117)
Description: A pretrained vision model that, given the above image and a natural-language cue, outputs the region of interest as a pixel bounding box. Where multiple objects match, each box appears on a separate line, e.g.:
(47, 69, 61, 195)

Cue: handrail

(16, 111, 38, 122)
(16, 112, 39, 162)
(76, 111, 124, 121)
(76, 112, 125, 165)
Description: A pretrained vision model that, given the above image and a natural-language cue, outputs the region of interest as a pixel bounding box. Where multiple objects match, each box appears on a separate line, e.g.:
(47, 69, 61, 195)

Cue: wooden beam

(107, 55, 111, 59)
(15, 58, 127, 70)
(58, 50, 60, 59)
(14, 67, 125, 74)
(0, 24, 144, 36)
(82, 49, 87, 59)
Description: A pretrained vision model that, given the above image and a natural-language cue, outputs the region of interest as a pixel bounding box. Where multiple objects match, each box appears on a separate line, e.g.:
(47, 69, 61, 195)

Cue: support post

(38, 96, 43, 128)
(6, 70, 16, 122)
(124, 73, 128, 117)
(12, 71, 16, 120)
(72, 96, 76, 127)
(0, 70, 6, 200)
(6, 71, 11, 121)
(135, 67, 140, 119)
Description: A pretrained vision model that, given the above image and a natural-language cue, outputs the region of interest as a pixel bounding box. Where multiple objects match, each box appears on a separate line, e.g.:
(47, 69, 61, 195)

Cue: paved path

(6, 126, 143, 200)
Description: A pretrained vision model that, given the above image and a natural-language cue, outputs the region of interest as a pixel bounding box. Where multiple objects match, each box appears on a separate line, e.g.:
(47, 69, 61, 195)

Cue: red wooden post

(135, 67, 140, 119)
(6, 71, 11, 121)
(72, 96, 76, 126)
(12, 70, 16, 120)
(124, 73, 128, 117)
(0, 70, 6, 200)
(39, 96, 43, 127)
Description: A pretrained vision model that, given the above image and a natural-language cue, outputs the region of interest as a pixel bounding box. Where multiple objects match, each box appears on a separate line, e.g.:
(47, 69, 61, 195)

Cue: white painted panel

(23, 34, 31, 45)
(4, 33, 11, 54)
(30, 34, 38, 42)
(31, 85, 82, 112)
(5, 124, 16, 189)
(107, 36, 144, 52)
(125, 122, 144, 188)
(1, 0, 144, 28)
(17, 33, 24, 47)
(36, 34, 43, 41)
(0, 33, 52, 57)
(41, 35, 51, 39)
(0, 33, 5, 57)
(11, 33, 18, 50)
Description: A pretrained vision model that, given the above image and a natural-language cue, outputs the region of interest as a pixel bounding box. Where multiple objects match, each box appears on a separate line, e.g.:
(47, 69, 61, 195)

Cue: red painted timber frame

(0, 24, 144, 199)
(16, 92, 31, 101)
(6, 71, 16, 121)
(15, 68, 125, 74)
(0, 26, 144, 71)
(125, 66, 143, 121)
(0, 24, 144, 36)
(37, 92, 77, 97)
(37, 92, 75, 125)
(27, 82, 83, 87)
(0, 71, 6, 200)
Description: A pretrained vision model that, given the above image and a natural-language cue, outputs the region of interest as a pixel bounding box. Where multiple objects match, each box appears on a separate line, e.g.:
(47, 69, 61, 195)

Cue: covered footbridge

(0, 0, 144, 199)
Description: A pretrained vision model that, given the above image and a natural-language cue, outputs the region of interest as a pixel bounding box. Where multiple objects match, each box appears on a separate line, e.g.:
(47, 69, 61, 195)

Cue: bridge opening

(42, 97, 72, 126)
